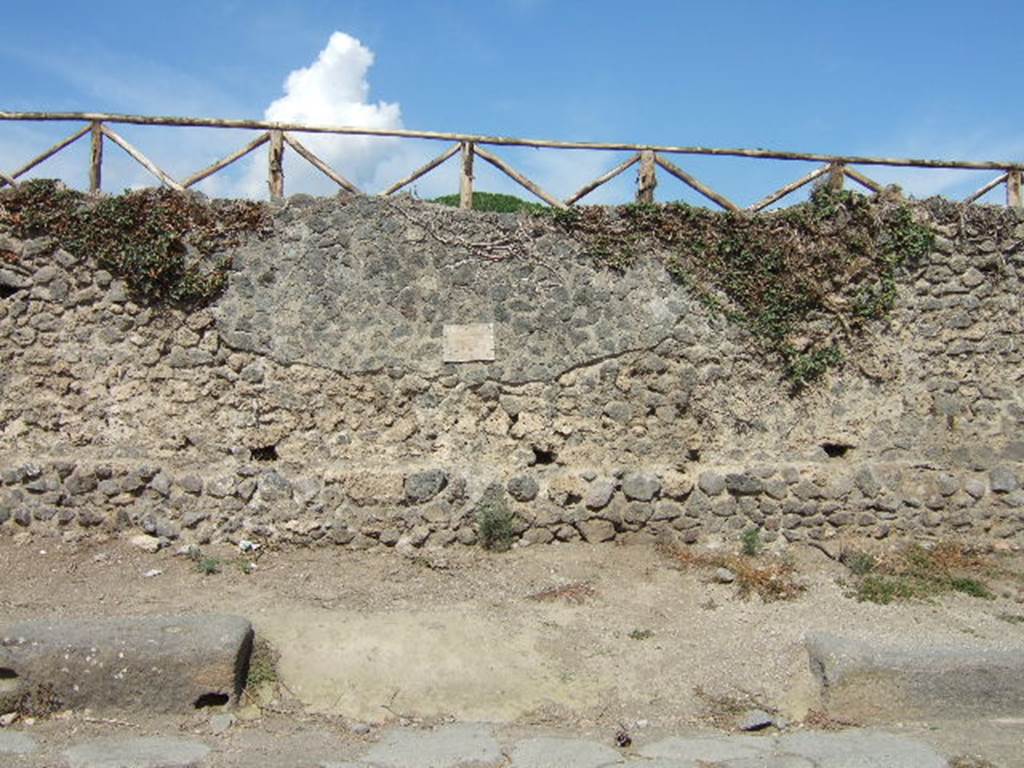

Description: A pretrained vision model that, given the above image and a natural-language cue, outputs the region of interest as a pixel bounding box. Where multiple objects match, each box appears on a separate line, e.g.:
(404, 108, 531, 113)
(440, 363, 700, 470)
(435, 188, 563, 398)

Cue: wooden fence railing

(1, 111, 1022, 210)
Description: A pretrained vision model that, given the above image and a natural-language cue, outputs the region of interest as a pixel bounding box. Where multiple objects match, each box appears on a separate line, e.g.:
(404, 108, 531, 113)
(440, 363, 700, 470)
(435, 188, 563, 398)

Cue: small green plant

(849, 542, 994, 604)
(949, 577, 993, 599)
(244, 638, 279, 692)
(740, 528, 762, 557)
(783, 345, 842, 391)
(476, 483, 517, 551)
(856, 574, 916, 605)
(433, 191, 546, 213)
(589, 238, 637, 272)
(628, 628, 655, 640)
(196, 556, 222, 576)
(843, 550, 877, 576)
(547, 205, 582, 227)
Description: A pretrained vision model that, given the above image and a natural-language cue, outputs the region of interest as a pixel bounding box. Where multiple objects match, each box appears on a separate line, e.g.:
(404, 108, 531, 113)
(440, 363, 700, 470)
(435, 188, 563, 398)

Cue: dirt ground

(2, 533, 1024, 765)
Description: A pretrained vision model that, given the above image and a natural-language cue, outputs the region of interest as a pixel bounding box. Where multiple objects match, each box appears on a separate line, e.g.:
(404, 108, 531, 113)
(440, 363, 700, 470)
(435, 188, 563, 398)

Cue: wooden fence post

(826, 162, 845, 192)
(268, 129, 285, 200)
(1007, 170, 1022, 208)
(459, 141, 475, 209)
(89, 121, 103, 194)
(637, 150, 656, 203)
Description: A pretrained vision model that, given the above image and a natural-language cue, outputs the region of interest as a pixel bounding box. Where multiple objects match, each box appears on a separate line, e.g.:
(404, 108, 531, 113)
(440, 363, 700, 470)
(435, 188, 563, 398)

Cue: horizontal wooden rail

(1, 110, 1021, 208)
(2, 111, 1022, 171)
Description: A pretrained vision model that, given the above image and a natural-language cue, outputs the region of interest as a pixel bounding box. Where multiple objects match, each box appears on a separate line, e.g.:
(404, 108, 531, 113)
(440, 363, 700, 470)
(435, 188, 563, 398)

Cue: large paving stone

(716, 758, 814, 768)
(0, 730, 38, 755)
(637, 735, 771, 764)
(63, 737, 210, 768)
(776, 730, 947, 768)
(509, 737, 622, 768)
(807, 632, 1024, 721)
(0, 614, 253, 714)
(362, 724, 502, 768)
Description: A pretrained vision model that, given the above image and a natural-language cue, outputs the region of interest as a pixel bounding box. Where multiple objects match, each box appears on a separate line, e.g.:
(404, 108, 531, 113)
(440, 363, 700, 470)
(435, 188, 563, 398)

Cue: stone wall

(1, 194, 1022, 550)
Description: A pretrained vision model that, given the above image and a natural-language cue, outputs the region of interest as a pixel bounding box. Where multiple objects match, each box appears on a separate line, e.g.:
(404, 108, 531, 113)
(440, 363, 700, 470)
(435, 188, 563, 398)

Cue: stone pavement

(0, 721, 958, 768)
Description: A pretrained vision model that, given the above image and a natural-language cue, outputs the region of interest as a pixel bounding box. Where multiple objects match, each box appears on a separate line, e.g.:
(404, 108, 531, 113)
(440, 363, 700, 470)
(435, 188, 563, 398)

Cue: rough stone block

(807, 631, 1024, 722)
(577, 519, 616, 543)
(725, 472, 763, 496)
(0, 614, 253, 714)
(405, 469, 448, 504)
(583, 479, 616, 510)
(697, 471, 725, 496)
(622, 473, 661, 502)
(507, 475, 539, 503)
(990, 466, 1019, 494)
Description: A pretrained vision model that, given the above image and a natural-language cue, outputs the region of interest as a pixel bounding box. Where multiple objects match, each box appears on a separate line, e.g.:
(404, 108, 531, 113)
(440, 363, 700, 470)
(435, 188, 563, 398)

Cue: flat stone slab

(807, 632, 1024, 722)
(637, 735, 772, 764)
(362, 724, 502, 768)
(633, 731, 946, 768)
(63, 737, 210, 768)
(777, 730, 947, 768)
(0, 730, 38, 755)
(509, 737, 622, 768)
(0, 614, 253, 714)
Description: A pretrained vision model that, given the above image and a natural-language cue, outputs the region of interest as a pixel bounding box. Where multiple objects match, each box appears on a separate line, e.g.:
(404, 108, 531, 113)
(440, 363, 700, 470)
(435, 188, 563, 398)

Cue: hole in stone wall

(532, 447, 557, 465)
(0, 668, 19, 694)
(251, 445, 278, 462)
(0, 285, 19, 300)
(193, 692, 230, 709)
(687, 448, 702, 462)
(822, 442, 852, 459)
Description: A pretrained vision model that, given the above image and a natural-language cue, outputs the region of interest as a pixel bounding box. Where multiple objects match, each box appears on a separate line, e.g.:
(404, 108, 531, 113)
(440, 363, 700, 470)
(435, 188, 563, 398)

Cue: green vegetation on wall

(548, 188, 934, 389)
(0, 180, 270, 307)
(433, 191, 546, 213)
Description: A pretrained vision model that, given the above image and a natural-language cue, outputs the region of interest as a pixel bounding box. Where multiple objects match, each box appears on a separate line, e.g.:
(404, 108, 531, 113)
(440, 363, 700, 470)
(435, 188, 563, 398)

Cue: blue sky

(2, 0, 1022, 205)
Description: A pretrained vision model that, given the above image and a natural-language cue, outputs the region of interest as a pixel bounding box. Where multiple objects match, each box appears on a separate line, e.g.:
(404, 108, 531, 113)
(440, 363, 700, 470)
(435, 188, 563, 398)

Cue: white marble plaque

(443, 323, 495, 363)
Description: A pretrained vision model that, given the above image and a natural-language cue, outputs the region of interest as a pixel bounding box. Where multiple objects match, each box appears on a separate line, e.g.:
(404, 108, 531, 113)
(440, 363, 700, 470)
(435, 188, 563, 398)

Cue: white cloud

(237, 32, 405, 198)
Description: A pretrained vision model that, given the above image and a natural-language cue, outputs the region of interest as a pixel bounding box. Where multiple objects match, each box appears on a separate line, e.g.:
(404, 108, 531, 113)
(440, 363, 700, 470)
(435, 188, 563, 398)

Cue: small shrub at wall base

(475, 484, 516, 551)
(741, 528, 762, 557)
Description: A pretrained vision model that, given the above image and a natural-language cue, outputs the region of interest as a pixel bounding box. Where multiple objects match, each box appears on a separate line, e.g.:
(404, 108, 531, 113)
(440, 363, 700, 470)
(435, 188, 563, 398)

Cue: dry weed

(527, 581, 596, 605)
(663, 545, 804, 602)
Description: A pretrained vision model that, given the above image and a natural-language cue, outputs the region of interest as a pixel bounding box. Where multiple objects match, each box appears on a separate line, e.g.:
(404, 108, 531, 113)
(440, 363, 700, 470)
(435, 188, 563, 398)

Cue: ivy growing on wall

(545, 188, 934, 389)
(0, 180, 270, 307)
